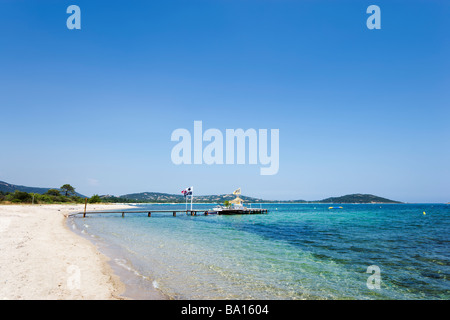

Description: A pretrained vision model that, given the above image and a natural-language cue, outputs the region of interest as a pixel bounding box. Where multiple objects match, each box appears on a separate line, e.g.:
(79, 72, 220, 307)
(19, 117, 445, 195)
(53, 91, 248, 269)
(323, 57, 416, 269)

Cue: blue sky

(0, 0, 448, 202)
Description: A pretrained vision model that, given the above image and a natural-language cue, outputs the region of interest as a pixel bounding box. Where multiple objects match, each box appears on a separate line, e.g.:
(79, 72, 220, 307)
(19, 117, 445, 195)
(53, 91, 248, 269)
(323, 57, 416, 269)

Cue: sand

(0, 203, 134, 300)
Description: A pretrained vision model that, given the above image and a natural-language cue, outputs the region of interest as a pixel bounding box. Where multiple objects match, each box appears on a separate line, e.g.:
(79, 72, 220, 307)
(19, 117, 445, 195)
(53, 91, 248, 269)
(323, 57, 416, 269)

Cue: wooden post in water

(83, 198, 88, 218)
(173, 211, 176, 217)
(148, 212, 151, 217)
(122, 212, 125, 218)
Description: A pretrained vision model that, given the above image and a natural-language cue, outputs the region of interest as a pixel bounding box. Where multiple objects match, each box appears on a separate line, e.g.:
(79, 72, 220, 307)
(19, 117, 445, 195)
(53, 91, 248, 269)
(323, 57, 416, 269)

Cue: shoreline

(67, 208, 169, 300)
(0, 203, 135, 299)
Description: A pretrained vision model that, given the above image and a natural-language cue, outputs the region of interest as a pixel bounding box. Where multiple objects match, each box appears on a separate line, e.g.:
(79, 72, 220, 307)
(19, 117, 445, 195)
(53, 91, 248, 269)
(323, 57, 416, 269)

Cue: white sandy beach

(0, 204, 134, 300)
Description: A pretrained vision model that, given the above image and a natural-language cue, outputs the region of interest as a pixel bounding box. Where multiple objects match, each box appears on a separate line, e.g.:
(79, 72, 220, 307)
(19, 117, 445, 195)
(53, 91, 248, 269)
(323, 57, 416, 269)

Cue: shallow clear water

(69, 203, 450, 299)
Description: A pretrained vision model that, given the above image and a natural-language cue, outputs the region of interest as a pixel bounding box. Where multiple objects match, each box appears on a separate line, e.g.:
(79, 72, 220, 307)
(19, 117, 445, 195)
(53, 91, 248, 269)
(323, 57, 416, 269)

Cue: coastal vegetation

(0, 184, 99, 204)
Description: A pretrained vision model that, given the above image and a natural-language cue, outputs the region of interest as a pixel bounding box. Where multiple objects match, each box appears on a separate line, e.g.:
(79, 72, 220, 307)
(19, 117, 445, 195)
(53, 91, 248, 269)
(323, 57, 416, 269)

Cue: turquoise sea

(68, 203, 449, 300)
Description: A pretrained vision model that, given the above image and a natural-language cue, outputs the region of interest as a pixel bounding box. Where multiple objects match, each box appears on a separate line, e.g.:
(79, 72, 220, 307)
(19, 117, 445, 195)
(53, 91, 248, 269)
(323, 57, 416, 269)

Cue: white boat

(207, 205, 224, 214)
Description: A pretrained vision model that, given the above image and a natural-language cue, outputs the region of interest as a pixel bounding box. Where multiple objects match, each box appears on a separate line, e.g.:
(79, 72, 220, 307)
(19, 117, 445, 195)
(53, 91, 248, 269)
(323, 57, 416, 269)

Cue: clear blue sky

(0, 0, 448, 202)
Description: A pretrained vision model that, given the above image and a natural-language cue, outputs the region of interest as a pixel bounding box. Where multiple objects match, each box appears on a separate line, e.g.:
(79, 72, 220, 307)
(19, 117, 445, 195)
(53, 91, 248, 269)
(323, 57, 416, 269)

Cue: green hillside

(0, 180, 402, 204)
(106, 192, 266, 203)
(105, 192, 400, 204)
(0, 181, 86, 198)
(317, 193, 401, 204)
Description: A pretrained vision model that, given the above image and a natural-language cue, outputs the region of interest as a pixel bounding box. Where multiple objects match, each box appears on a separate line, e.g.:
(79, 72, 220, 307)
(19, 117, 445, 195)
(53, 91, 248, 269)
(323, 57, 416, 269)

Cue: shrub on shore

(88, 194, 101, 204)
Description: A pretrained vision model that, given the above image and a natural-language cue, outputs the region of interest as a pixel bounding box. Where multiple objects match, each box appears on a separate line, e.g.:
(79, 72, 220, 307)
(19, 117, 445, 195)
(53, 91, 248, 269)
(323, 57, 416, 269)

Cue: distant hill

(0, 181, 86, 198)
(315, 193, 401, 204)
(0, 180, 401, 204)
(116, 192, 184, 203)
(108, 192, 400, 204)
(113, 192, 266, 203)
(0, 180, 51, 195)
(195, 194, 265, 203)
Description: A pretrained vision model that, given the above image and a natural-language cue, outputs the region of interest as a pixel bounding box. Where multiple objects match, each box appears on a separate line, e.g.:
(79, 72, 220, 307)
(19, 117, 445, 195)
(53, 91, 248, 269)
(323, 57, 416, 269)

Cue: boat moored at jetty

(206, 188, 268, 215)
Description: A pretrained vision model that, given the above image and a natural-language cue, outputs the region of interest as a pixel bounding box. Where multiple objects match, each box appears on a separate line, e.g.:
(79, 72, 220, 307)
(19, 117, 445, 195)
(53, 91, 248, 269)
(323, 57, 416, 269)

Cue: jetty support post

(173, 211, 176, 217)
(148, 212, 151, 217)
(83, 198, 87, 218)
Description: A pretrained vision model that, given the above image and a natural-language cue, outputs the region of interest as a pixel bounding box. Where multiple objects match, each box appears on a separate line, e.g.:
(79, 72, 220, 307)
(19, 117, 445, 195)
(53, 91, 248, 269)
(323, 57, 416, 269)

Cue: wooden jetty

(69, 208, 268, 218)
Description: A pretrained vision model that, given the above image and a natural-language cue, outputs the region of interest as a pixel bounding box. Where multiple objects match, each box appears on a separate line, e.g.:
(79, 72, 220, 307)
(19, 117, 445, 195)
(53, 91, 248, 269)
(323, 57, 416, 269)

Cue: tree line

(0, 184, 102, 204)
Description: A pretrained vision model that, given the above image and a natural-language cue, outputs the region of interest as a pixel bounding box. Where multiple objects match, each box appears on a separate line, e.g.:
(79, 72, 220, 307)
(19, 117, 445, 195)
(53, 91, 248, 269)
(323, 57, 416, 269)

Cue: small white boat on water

(207, 205, 224, 214)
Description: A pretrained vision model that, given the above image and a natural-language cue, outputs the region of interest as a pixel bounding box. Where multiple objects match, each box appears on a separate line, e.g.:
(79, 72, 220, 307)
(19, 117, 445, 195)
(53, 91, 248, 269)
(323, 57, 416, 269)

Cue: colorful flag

(181, 186, 193, 197)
